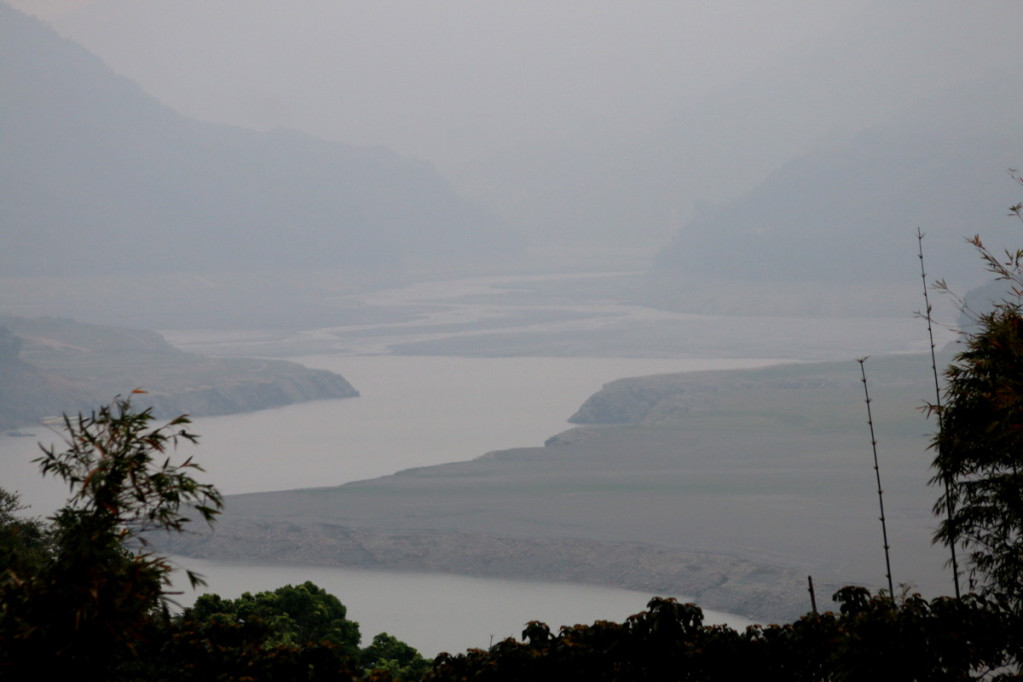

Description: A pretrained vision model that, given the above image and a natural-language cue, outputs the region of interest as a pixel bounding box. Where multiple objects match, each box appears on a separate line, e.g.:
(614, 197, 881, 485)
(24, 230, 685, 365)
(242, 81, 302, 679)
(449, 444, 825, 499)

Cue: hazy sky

(18, 2, 856, 161)
(13, 2, 1016, 181)
(7, 1, 1022, 253)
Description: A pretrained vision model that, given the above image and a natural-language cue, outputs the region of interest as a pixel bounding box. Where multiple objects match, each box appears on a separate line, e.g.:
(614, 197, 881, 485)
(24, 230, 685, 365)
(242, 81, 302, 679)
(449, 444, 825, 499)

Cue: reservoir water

(0, 355, 783, 507)
(0, 272, 953, 655)
(0, 354, 770, 656)
(170, 558, 752, 657)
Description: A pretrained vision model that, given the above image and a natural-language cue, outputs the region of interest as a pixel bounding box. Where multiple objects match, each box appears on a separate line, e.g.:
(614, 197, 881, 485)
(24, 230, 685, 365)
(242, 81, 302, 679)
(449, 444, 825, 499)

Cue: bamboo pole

(858, 357, 895, 597)
(917, 228, 961, 599)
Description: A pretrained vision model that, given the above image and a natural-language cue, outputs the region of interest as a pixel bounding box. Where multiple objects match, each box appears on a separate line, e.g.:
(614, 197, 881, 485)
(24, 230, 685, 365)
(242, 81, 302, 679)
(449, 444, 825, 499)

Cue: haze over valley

(1, 0, 1021, 656)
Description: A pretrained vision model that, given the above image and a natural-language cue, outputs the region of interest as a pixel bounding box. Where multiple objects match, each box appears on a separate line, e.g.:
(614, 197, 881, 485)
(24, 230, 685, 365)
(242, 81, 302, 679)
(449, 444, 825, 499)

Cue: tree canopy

(0, 395, 223, 677)
(186, 581, 361, 654)
(932, 304, 1023, 606)
(930, 175, 1023, 611)
(0, 394, 428, 680)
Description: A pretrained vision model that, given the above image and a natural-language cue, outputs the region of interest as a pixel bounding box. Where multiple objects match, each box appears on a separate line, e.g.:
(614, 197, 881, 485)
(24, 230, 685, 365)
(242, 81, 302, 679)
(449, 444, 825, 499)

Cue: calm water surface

(0, 353, 772, 655)
(169, 557, 752, 657)
(0, 277, 949, 654)
(0, 355, 783, 507)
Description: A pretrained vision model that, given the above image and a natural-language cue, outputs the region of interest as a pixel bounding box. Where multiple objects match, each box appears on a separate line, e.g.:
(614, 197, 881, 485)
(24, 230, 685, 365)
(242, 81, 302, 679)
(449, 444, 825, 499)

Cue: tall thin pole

(858, 357, 895, 597)
(918, 229, 961, 599)
(808, 575, 818, 615)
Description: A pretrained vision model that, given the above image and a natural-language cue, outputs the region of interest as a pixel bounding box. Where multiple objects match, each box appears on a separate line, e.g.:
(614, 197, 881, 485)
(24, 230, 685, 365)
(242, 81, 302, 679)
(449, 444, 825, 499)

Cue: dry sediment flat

(163, 354, 952, 624)
(172, 518, 808, 624)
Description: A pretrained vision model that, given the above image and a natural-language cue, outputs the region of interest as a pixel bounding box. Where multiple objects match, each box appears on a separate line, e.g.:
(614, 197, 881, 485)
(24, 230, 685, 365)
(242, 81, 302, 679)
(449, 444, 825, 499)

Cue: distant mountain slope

(651, 76, 1023, 292)
(0, 315, 358, 429)
(0, 3, 516, 278)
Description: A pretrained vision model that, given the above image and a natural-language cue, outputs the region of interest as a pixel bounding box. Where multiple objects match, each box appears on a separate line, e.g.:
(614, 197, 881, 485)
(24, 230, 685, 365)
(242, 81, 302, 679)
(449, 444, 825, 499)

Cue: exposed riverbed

(0, 271, 955, 654)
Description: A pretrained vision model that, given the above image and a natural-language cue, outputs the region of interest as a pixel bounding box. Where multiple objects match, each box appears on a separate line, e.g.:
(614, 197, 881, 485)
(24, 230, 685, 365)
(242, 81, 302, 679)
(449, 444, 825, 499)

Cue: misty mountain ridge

(4, 0, 1020, 327)
(0, 3, 518, 279)
(650, 73, 1023, 298)
(454, 4, 1021, 262)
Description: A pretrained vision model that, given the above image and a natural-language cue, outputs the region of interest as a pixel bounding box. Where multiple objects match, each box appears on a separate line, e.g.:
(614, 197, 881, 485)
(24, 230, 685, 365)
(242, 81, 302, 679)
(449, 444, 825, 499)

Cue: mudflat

(163, 354, 952, 623)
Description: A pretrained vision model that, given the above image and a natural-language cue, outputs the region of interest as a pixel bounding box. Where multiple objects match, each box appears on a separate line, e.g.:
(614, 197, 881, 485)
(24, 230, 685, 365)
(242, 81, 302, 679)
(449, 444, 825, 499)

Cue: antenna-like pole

(917, 229, 961, 599)
(858, 357, 895, 597)
(807, 575, 818, 614)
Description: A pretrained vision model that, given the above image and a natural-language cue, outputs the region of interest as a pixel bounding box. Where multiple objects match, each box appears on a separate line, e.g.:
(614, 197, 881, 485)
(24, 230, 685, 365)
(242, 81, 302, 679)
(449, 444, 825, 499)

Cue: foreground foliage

(179, 582, 429, 679)
(933, 304, 1023, 608)
(0, 395, 222, 677)
(0, 395, 427, 679)
(930, 199, 1023, 611)
(186, 582, 362, 654)
(425, 593, 1016, 682)
(0, 488, 50, 579)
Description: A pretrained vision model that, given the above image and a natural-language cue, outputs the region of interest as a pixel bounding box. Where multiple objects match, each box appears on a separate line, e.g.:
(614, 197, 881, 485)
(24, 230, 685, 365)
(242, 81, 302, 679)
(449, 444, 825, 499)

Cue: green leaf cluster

(929, 175, 1023, 613)
(0, 395, 223, 678)
(0, 395, 429, 680)
(932, 305, 1023, 606)
(185, 582, 361, 654)
(426, 593, 1015, 682)
(178, 586, 431, 680)
(361, 632, 432, 681)
(0, 488, 51, 578)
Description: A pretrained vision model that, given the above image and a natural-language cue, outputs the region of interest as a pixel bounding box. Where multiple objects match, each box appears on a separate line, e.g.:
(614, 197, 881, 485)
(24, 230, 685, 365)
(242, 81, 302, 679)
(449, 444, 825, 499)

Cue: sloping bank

(160, 354, 952, 625)
(0, 315, 358, 428)
(166, 516, 805, 624)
